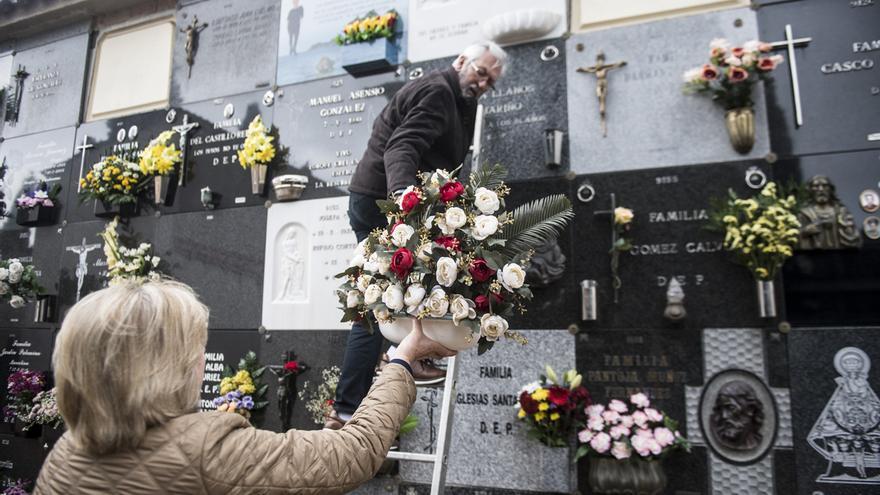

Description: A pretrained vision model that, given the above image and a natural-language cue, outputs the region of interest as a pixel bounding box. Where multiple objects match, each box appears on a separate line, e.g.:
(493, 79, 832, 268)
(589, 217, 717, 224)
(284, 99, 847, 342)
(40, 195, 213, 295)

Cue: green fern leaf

(469, 163, 508, 191)
(500, 194, 574, 259)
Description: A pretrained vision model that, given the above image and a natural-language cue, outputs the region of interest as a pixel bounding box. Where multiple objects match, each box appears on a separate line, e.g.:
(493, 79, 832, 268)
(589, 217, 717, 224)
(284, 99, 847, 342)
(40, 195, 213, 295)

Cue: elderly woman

(35, 280, 453, 494)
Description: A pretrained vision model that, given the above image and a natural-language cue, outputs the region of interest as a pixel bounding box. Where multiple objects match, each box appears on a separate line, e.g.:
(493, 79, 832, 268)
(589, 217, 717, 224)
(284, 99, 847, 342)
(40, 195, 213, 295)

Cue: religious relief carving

(808, 347, 880, 483)
(576, 52, 626, 137)
(274, 225, 307, 302)
(524, 239, 566, 287)
(180, 16, 208, 79)
(65, 238, 102, 302)
(710, 380, 765, 451)
(797, 175, 862, 250)
(4, 65, 28, 124)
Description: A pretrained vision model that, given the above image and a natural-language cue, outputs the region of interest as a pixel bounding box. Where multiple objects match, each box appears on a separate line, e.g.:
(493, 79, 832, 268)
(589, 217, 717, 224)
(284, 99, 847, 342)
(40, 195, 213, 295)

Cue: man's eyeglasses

(469, 61, 497, 90)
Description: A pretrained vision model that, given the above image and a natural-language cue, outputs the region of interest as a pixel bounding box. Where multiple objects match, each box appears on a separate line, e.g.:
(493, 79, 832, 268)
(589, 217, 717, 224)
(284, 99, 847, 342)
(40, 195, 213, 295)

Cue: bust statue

(710, 380, 765, 451)
(798, 175, 861, 250)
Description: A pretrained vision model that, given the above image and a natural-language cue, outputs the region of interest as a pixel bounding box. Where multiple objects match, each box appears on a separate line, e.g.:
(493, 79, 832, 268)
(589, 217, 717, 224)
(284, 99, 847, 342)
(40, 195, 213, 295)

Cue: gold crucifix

(577, 51, 627, 137)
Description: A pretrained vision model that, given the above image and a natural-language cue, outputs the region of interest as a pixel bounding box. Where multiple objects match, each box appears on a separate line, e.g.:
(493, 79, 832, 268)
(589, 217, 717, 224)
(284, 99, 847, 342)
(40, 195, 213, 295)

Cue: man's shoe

(323, 410, 347, 430)
(411, 359, 446, 386)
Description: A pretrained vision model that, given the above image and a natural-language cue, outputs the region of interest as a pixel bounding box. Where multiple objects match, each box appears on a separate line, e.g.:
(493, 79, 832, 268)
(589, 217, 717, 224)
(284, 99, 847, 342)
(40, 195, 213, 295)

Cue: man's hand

(395, 318, 457, 364)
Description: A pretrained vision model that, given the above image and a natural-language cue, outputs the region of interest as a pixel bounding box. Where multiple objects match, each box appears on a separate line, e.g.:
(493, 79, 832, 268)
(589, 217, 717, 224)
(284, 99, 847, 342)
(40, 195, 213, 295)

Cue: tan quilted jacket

(35, 365, 415, 494)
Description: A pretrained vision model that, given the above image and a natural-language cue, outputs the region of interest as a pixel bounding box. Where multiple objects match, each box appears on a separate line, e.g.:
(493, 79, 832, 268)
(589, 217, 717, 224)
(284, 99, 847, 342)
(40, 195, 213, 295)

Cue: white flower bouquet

(336, 164, 573, 354)
(99, 217, 162, 284)
(0, 258, 43, 309)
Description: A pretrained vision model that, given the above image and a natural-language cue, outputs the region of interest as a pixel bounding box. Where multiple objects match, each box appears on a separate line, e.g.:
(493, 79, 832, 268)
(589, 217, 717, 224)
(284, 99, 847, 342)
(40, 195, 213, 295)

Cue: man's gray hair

(459, 41, 508, 76)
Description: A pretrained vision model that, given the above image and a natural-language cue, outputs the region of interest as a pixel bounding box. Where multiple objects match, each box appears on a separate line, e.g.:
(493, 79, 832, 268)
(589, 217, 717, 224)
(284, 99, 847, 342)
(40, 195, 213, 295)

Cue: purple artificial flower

(224, 391, 240, 402)
(212, 396, 225, 407)
(241, 396, 254, 409)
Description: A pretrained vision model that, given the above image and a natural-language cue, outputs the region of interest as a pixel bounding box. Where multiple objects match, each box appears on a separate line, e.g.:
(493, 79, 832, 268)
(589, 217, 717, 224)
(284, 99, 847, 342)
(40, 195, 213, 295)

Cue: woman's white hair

(458, 41, 509, 76)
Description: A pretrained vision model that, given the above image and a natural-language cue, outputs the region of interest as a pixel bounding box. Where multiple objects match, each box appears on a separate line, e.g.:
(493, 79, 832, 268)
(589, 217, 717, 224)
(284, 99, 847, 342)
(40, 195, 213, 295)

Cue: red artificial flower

(434, 236, 461, 252)
(474, 292, 504, 312)
(439, 181, 465, 202)
(548, 385, 570, 407)
(571, 386, 591, 405)
(727, 66, 749, 83)
(519, 391, 539, 414)
(400, 189, 421, 213)
(390, 247, 414, 280)
(700, 63, 719, 81)
(284, 361, 300, 373)
(468, 258, 496, 282)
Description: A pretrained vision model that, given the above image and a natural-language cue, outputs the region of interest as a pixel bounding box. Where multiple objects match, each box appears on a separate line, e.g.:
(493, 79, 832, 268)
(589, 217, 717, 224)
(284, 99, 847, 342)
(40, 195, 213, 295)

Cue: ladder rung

(386, 451, 437, 463)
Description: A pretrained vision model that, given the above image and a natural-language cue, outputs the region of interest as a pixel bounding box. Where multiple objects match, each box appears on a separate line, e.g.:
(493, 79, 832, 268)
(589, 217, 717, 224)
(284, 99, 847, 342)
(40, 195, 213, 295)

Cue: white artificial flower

(364, 284, 383, 305)
(682, 67, 702, 83)
(0, 268, 7, 281)
(8, 271, 21, 284)
(724, 56, 742, 67)
(151, 256, 161, 267)
(373, 306, 392, 323)
(479, 313, 508, 341)
(742, 40, 761, 53)
(472, 215, 499, 240)
(473, 187, 500, 215)
(444, 207, 467, 231)
(416, 242, 432, 263)
(435, 257, 459, 287)
(425, 286, 449, 318)
(498, 263, 525, 291)
(382, 284, 405, 312)
(349, 240, 368, 268)
(424, 215, 435, 230)
(0, 282, 8, 295)
(356, 274, 372, 292)
(404, 283, 426, 311)
(346, 290, 362, 308)
(34, 190, 48, 199)
(390, 224, 415, 247)
(8, 261, 23, 276)
(436, 215, 455, 235)
(364, 252, 390, 276)
(709, 38, 731, 51)
(450, 295, 476, 325)
(9, 295, 25, 309)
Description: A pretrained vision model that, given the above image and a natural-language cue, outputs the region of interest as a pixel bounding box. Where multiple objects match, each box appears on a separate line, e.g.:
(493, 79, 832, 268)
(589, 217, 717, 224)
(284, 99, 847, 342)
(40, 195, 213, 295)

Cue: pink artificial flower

(611, 441, 632, 460)
(590, 432, 612, 454)
(609, 425, 631, 440)
(630, 392, 650, 409)
(632, 411, 648, 428)
(724, 56, 743, 67)
(635, 428, 653, 437)
(700, 64, 719, 81)
(727, 66, 749, 83)
(648, 438, 663, 456)
(578, 428, 594, 444)
(630, 433, 652, 457)
(758, 42, 772, 52)
(608, 399, 628, 413)
(758, 56, 784, 71)
(619, 414, 635, 428)
(42, 199, 53, 207)
(645, 408, 664, 423)
(588, 415, 606, 431)
(654, 427, 676, 447)
(731, 47, 745, 58)
(602, 410, 621, 424)
(586, 404, 605, 417)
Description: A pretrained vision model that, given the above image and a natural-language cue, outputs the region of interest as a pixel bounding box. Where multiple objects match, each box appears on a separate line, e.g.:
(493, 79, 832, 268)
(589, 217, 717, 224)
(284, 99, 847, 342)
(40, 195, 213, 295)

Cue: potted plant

(683, 39, 784, 153)
(4, 370, 47, 438)
(0, 258, 43, 310)
(335, 9, 400, 76)
(237, 115, 276, 195)
(15, 183, 60, 227)
(99, 216, 162, 284)
(707, 182, 801, 318)
(79, 155, 146, 218)
(335, 164, 574, 354)
(576, 393, 690, 495)
(516, 365, 591, 447)
(138, 130, 182, 206)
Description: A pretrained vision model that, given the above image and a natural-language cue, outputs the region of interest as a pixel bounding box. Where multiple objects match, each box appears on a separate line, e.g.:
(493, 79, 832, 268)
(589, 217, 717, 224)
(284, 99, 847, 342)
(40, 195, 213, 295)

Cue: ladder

(386, 356, 459, 495)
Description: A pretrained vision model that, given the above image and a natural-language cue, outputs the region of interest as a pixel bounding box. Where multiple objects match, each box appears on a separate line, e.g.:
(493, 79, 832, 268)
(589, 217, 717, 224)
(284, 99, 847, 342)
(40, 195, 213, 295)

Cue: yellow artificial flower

(531, 388, 549, 401)
(550, 412, 560, 421)
(534, 412, 546, 422)
(517, 409, 526, 419)
(755, 267, 769, 279)
(538, 402, 550, 412)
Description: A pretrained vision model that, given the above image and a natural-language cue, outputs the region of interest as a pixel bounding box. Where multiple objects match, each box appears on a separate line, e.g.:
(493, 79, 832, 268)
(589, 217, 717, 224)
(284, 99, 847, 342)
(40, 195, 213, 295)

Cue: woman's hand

(394, 319, 457, 364)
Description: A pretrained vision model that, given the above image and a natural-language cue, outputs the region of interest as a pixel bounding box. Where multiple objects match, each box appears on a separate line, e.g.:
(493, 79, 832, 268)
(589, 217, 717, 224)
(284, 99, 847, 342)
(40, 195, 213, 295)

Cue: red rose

(434, 236, 461, 252)
(519, 391, 539, 414)
(548, 385, 570, 407)
(390, 247, 414, 280)
(439, 181, 465, 202)
(474, 292, 504, 312)
(284, 361, 300, 373)
(400, 189, 421, 213)
(468, 258, 496, 283)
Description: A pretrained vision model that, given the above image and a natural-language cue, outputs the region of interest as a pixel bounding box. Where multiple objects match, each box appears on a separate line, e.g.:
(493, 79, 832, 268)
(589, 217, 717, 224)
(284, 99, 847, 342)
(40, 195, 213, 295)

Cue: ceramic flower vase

(250, 163, 268, 195)
(379, 316, 478, 350)
(756, 279, 777, 318)
(588, 457, 667, 495)
(724, 107, 755, 154)
(154, 174, 178, 206)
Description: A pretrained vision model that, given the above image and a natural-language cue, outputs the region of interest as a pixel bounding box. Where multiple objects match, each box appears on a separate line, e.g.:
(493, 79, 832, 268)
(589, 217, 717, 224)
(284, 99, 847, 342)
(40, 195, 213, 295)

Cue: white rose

(444, 207, 467, 231)
(450, 295, 476, 325)
(472, 215, 499, 241)
(9, 295, 25, 309)
(346, 290, 362, 308)
(349, 240, 368, 268)
(742, 40, 761, 53)
(425, 286, 449, 318)
(390, 224, 415, 247)
(365, 253, 390, 276)
(404, 283, 426, 309)
(498, 263, 525, 291)
(474, 187, 500, 215)
(436, 215, 455, 235)
(479, 313, 508, 341)
(724, 56, 742, 67)
(373, 306, 392, 323)
(424, 215, 435, 230)
(0, 268, 8, 281)
(8, 261, 23, 276)
(356, 274, 372, 292)
(151, 256, 161, 267)
(8, 271, 21, 284)
(435, 257, 458, 287)
(382, 284, 405, 312)
(0, 283, 8, 295)
(416, 242, 432, 263)
(364, 284, 383, 305)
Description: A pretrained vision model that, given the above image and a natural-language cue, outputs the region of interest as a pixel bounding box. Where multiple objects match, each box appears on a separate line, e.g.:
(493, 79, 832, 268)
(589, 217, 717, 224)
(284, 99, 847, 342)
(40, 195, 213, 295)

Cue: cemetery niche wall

(0, 0, 877, 493)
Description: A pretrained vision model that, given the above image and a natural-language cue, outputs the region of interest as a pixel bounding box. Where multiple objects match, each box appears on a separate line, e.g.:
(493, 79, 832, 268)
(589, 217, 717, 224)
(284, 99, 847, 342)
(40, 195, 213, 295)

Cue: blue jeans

(334, 191, 389, 416)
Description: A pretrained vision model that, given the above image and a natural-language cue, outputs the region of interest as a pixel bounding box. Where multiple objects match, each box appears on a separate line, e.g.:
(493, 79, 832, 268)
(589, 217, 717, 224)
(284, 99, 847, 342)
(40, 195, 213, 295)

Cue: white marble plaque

(86, 19, 174, 121)
(573, 0, 747, 32)
(406, 0, 566, 63)
(262, 196, 357, 330)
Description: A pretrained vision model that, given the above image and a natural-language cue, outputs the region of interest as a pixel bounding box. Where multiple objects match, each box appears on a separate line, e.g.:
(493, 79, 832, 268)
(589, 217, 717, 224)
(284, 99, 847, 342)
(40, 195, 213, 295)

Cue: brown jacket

(35, 365, 415, 494)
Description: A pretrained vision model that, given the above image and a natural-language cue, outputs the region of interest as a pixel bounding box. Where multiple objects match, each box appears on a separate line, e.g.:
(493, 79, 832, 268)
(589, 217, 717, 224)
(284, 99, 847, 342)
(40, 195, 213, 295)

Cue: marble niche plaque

(399, 330, 575, 493)
(274, 71, 401, 200)
(199, 330, 261, 412)
(3, 32, 90, 139)
(262, 195, 357, 331)
(571, 0, 748, 32)
(67, 109, 175, 223)
(406, 0, 566, 63)
(566, 7, 770, 174)
(0, 327, 54, 433)
(172, 0, 281, 105)
(275, 0, 407, 86)
(788, 328, 880, 494)
(757, 0, 880, 157)
(570, 162, 767, 330)
(0, 227, 63, 327)
(173, 91, 273, 212)
(0, 126, 75, 230)
(0, 51, 13, 136)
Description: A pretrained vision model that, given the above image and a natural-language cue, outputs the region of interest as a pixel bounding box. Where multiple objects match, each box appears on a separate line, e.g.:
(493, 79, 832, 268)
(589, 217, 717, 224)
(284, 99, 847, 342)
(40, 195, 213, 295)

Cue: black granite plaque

(789, 327, 880, 494)
(776, 151, 880, 326)
(0, 327, 54, 435)
(570, 162, 769, 330)
(757, 0, 880, 157)
(199, 329, 261, 412)
(0, 126, 75, 231)
(66, 109, 176, 223)
(273, 71, 403, 200)
(0, 228, 63, 328)
(0, 434, 50, 483)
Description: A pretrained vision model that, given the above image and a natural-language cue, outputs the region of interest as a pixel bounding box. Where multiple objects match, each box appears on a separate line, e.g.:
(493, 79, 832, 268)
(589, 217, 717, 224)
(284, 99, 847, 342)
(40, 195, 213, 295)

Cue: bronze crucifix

(577, 52, 627, 137)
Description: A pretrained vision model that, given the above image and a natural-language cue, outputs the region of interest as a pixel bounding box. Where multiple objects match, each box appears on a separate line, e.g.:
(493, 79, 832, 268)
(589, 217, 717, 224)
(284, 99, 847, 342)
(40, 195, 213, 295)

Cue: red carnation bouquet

(516, 365, 591, 447)
(336, 164, 573, 354)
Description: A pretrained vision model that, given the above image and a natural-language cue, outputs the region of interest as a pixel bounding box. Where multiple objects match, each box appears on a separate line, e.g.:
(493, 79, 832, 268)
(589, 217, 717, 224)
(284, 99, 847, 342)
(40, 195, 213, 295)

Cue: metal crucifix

(75, 134, 94, 192)
(172, 113, 199, 186)
(577, 52, 627, 137)
(768, 24, 812, 127)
